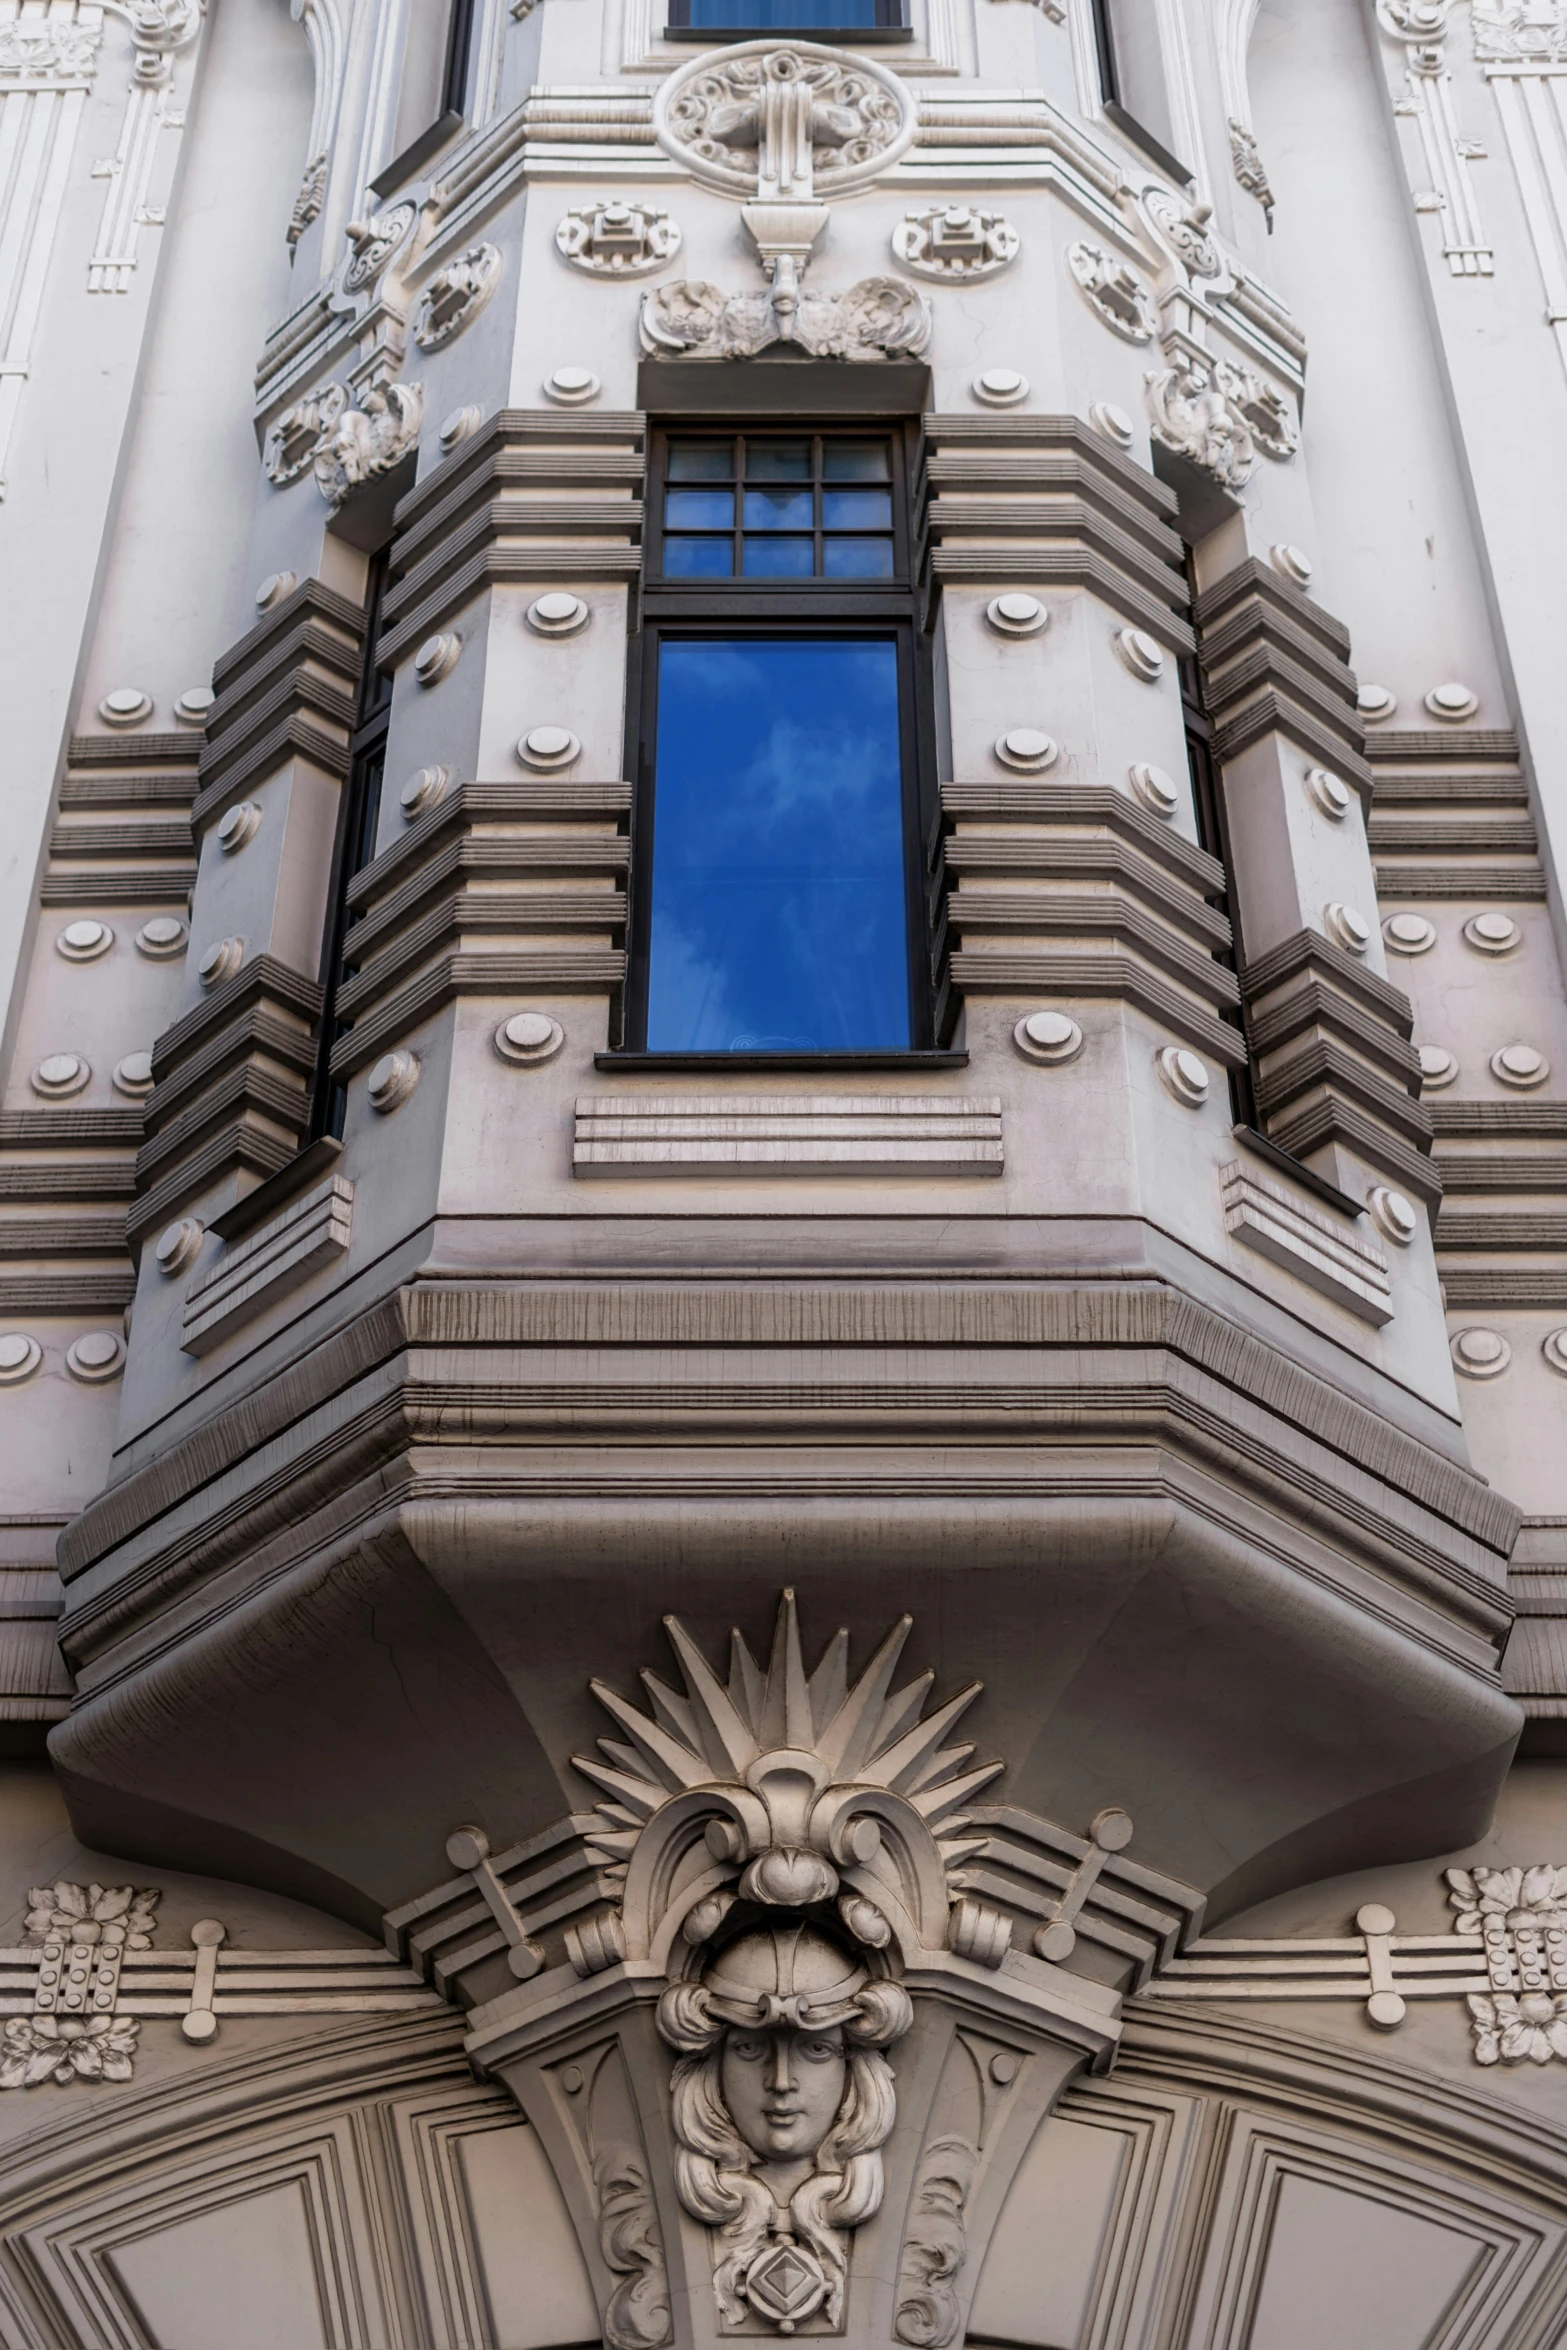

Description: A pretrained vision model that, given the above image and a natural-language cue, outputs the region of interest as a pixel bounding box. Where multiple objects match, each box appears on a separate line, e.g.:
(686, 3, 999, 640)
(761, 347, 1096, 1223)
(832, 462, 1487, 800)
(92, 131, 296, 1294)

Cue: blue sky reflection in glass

(646, 638, 910, 1050)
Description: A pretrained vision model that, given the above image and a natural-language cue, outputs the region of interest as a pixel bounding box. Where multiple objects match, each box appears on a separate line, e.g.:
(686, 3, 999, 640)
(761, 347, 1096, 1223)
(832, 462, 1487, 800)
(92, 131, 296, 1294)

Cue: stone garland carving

(894, 2137, 976, 2348)
(1, 1882, 158, 2089)
(266, 380, 423, 508)
(556, 199, 682, 278)
(893, 204, 1019, 283)
(414, 242, 503, 350)
(1067, 240, 1156, 343)
(593, 2148, 673, 2350)
(1228, 120, 1275, 225)
(1451, 1865, 1567, 2065)
(653, 41, 917, 199)
(642, 273, 931, 362)
(0, 21, 102, 78)
(1472, 0, 1567, 60)
(573, 1592, 1008, 2334)
(1144, 357, 1298, 490)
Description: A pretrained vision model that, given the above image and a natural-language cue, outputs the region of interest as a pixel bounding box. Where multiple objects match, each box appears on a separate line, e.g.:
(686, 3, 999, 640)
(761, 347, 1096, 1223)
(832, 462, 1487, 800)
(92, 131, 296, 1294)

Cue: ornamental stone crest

(557, 199, 683, 278)
(264, 379, 423, 510)
(892, 205, 1019, 284)
(1067, 241, 1156, 343)
(652, 42, 917, 201)
(414, 243, 504, 350)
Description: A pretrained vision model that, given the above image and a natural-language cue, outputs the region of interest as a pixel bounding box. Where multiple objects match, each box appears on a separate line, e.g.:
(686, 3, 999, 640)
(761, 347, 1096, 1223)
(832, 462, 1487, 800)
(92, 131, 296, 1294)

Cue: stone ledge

(181, 1175, 355, 1357)
(573, 1095, 1006, 1178)
(1221, 1160, 1392, 1326)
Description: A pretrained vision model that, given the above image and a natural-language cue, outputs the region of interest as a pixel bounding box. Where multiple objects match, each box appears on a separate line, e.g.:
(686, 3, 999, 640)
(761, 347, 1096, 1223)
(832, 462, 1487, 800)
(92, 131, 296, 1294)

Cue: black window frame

(308, 550, 393, 1142)
(615, 416, 945, 1066)
(664, 0, 911, 38)
(1089, 0, 1194, 187)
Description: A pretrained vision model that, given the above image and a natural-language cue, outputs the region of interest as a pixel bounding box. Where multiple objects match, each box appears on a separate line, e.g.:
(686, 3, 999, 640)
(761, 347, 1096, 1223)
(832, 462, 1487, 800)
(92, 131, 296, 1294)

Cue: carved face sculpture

(721, 2021, 847, 2167)
(657, 1925, 913, 2332)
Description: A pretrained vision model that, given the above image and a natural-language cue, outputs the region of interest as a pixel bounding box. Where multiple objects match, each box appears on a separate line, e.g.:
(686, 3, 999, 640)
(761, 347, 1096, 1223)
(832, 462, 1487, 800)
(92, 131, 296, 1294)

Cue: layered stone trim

(128, 956, 321, 1246)
(939, 781, 1246, 1066)
(1194, 560, 1370, 794)
(922, 415, 1193, 649)
(0, 1563, 71, 1743)
(1240, 930, 1435, 1201)
(1503, 1519, 1567, 1748)
(181, 1174, 354, 1356)
(379, 411, 645, 671)
(193, 578, 365, 833)
(573, 1094, 1005, 1177)
(3, 732, 197, 1332)
(57, 1270, 1518, 1676)
(1369, 729, 1540, 899)
(327, 779, 628, 1083)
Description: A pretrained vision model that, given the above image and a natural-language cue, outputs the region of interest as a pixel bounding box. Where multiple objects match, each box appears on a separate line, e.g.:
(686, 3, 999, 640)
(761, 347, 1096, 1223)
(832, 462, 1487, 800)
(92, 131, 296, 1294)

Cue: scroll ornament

(414, 243, 504, 350)
(573, 1592, 1006, 2335)
(557, 200, 682, 278)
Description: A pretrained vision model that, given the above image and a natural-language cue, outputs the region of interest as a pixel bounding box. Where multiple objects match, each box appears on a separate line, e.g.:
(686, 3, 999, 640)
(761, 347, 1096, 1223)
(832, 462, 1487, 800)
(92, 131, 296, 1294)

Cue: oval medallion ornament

(654, 42, 917, 199)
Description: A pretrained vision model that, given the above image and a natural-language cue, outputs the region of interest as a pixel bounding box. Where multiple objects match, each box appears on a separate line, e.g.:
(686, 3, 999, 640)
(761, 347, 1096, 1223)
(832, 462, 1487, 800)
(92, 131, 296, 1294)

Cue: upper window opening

(1091, 0, 1192, 184)
(665, 0, 910, 37)
(659, 434, 897, 582)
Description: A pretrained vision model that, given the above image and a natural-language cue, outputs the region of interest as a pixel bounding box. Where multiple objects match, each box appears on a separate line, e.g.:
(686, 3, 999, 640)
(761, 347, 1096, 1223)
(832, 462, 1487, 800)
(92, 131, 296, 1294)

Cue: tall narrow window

(1091, 0, 1190, 183)
(628, 425, 931, 1057)
(378, 0, 476, 193)
(310, 553, 392, 1139)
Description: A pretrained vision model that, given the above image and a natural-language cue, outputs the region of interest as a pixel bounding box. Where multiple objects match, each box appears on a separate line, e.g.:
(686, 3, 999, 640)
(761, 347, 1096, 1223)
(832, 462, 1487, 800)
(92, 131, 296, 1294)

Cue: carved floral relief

(653, 42, 917, 200)
(641, 274, 931, 362)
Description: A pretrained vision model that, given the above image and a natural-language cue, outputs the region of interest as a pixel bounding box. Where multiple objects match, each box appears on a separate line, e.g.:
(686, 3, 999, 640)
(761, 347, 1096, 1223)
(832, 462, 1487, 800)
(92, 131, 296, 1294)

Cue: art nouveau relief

(643, 42, 928, 370)
(457, 1594, 1122, 2348)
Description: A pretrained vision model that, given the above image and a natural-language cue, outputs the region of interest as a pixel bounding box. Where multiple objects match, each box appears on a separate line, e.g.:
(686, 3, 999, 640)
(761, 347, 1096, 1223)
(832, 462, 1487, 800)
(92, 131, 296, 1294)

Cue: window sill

(1101, 102, 1193, 189)
(595, 1050, 967, 1073)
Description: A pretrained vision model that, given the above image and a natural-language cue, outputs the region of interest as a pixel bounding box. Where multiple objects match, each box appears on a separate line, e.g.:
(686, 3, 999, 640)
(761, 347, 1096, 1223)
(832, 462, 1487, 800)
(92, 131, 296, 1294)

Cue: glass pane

(823, 537, 894, 579)
(743, 486, 813, 531)
(823, 489, 892, 531)
(822, 439, 890, 480)
(666, 486, 734, 530)
(686, 0, 885, 20)
(663, 537, 734, 578)
(742, 536, 815, 577)
(667, 441, 734, 480)
(647, 638, 910, 1051)
(745, 439, 812, 480)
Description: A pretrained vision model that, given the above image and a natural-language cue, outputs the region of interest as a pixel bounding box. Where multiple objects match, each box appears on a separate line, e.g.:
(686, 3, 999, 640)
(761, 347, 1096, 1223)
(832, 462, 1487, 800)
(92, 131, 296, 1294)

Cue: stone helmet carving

(657, 1922, 913, 2334)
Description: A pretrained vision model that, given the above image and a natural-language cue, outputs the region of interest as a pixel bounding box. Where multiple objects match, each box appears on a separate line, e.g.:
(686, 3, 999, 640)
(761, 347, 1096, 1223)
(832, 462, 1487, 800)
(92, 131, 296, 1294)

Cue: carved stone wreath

(1066, 241, 1156, 343)
(642, 273, 931, 363)
(414, 243, 504, 351)
(893, 204, 1020, 284)
(653, 41, 917, 200)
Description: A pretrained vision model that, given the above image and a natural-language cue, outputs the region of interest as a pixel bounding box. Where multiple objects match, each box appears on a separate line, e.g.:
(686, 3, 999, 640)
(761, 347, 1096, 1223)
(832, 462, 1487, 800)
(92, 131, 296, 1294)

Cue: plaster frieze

(641, 272, 932, 362)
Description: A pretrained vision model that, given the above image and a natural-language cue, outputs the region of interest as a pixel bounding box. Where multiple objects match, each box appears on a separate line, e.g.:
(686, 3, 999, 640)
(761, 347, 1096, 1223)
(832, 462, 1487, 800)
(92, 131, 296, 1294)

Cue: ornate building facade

(1, 0, 1566, 2337)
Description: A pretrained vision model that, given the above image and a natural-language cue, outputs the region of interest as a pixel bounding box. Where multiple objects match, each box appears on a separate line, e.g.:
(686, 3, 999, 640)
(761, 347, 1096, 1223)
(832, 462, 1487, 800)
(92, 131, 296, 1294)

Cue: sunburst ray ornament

(574, 1590, 1003, 1966)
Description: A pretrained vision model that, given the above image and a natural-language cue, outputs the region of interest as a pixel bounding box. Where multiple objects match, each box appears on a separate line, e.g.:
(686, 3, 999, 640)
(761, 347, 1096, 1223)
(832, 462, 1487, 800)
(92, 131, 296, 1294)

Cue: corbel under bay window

(619, 424, 944, 1063)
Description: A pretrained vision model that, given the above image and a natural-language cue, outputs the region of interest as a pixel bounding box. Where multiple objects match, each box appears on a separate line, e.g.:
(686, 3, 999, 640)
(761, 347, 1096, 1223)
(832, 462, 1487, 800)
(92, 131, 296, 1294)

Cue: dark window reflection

(646, 638, 910, 1050)
(659, 434, 896, 580)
